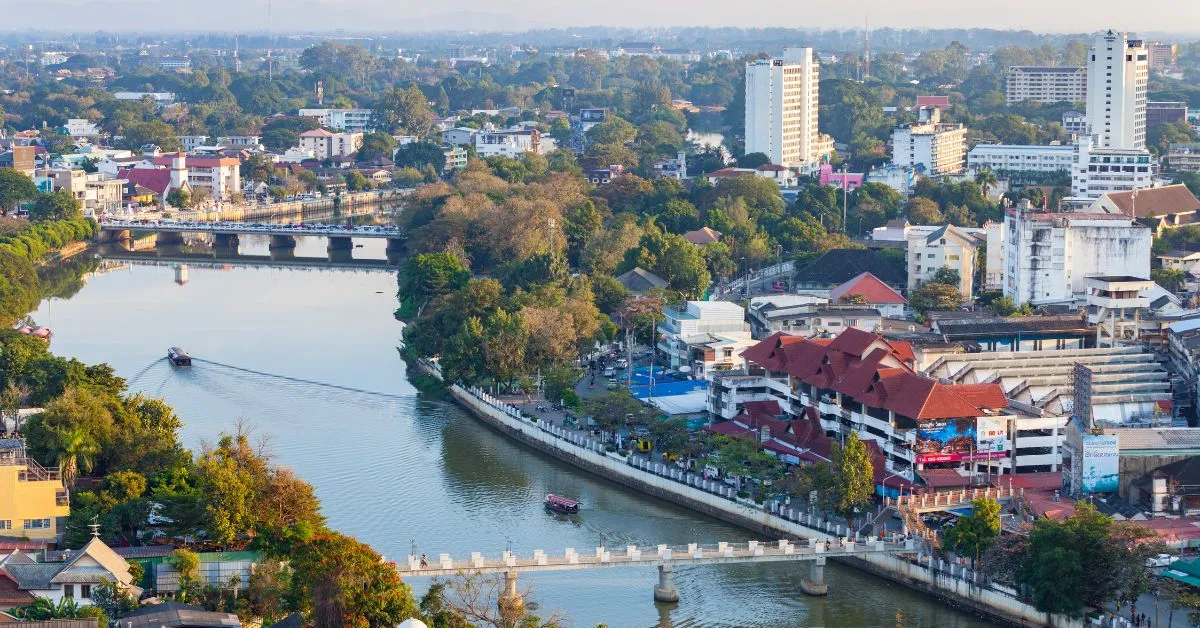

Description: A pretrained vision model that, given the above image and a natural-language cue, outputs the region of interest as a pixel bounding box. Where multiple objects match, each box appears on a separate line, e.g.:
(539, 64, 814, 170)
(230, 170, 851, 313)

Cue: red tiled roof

(756, 164, 789, 172)
(829, 272, 907, 305)
(705, 421, 755, 439)
(951, 384, 1009, 410)
(916, 95, 951, 107)
(118, 168, 172, 195)
(741, 328, 1003, 421)
(681, 227, 722, 245)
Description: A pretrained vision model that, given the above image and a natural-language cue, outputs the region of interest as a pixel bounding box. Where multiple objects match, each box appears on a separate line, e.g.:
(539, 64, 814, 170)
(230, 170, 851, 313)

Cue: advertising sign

(917, 417, 1011, 463)
(976, 417, 1010, 456)
(1081, 433, 1119, 493)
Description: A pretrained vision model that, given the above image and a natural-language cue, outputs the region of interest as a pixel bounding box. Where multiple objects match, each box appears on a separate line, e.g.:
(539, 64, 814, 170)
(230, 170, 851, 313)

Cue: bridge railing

(398, 537, 917, 574)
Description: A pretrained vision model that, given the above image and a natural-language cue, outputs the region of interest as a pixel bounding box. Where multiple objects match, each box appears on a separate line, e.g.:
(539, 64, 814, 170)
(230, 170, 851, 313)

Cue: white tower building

(1085, 31, 1149, 150)
(744, 47, 824, 170)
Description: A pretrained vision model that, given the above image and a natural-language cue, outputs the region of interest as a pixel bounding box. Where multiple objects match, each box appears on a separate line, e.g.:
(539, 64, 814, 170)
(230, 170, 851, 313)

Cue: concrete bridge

(97, 218, 405, 255)
(399, 537, 920, 607)
(100, 250, 399, 272)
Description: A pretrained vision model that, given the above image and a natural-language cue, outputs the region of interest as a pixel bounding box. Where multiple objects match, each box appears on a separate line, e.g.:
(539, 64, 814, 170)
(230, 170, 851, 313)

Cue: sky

(1, 0, 1198, 36)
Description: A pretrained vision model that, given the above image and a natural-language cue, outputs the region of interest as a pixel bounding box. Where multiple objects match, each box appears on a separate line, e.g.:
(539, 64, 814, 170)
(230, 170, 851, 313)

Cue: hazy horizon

(2, 0, 1198, 39)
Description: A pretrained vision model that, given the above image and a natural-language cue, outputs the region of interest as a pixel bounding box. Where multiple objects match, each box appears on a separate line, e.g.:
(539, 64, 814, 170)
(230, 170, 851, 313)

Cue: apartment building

(1001, 206, 1151, 305)
(1085, 31, 1149, 150)
(658, 301, 751, 376)
(744, 47, 826, 168)
(1147, 42, 1178, 71)
(1063, 111, 1088, 137)
(299, 129, 364, 161)
(0, 438, 70, 542)
(474, 129, 542, 158)
(297, 108, 374, 132)
(1168, 143, 1200, 172)
(967, 143, 1076, 173)
(907, 224, 980, 296)
(149, 154, 242, 200)
(1005, 66, 1087, 105)
(1071, 136, 1154, 198)
(890, 114, 967, 176)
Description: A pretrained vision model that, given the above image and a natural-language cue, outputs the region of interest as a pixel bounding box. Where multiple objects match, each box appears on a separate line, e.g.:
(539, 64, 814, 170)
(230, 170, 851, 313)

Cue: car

(603, 368, 615, 377)
(1146, 553, 1176, 568)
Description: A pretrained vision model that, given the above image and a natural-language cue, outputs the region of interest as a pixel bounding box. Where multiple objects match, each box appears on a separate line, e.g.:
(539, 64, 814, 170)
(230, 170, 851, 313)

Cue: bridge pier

(653, 565, 679, 603)
(327, 236, 353, 251)
(269, 235, 296, 250)
(213, 233, 239, 249)
(498, 571, 524, 618)
(328, 247, 354, 264)
(386, 237, 405, 256)
(800, 556, 828, 596)
(156, 231, 185, 247)
(100, 229, 131, 242)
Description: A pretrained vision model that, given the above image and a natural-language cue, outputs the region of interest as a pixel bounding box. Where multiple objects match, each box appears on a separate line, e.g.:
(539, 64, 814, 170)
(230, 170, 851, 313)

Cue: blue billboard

(1081, 434, 1119, 493)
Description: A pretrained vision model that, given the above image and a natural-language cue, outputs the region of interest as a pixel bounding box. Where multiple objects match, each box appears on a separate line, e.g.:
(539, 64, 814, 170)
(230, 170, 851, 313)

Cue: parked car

(603, 367, 615, 377)
(1146, 553, 1176, 568)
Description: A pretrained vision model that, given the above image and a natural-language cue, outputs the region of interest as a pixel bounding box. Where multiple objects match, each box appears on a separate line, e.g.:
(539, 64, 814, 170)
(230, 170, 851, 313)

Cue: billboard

(1081, 433, 1119, 493)
(917, 417, 1010, 463)
(976, 417, 1010, 456)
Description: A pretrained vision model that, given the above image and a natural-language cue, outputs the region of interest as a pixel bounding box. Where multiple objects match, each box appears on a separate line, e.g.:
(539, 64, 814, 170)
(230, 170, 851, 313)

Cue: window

(81, 585, 91, 598)
(23, 519, 50, 530)
(63, 584, 74, 598)
(0, 520, 9, 530)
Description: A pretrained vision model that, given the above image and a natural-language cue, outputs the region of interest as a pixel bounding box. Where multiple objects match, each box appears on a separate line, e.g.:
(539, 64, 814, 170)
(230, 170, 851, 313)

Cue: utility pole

(267, 0, 274, 83)
(842, 164, 849, 233)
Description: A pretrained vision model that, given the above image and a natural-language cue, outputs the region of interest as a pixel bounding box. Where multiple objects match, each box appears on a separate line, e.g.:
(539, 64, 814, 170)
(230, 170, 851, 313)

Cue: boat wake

(192, 358, 409, 400)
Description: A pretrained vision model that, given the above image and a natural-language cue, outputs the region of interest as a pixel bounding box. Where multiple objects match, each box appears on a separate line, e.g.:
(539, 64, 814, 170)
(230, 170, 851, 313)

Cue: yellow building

(0, 439, 70, 542)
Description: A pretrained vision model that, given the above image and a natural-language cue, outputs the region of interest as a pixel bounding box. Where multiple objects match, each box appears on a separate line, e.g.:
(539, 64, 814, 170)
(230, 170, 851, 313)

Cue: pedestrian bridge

(399, 538, 921, 603)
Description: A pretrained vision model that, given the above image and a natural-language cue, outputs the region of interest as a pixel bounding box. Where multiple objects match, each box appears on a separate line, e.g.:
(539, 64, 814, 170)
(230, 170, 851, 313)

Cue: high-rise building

(890, 109, 967, 176)
(1085, 31, 1148, 150)
(744, 47, 826, 169)
(1005, 66, 1088, 105)
(1147, 42, 1178, 71)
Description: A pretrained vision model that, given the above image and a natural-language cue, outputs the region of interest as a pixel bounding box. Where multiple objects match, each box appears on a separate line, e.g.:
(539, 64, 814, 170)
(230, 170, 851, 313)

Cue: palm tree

(53, 428, 99, 488)
(975, 169, 998, 199)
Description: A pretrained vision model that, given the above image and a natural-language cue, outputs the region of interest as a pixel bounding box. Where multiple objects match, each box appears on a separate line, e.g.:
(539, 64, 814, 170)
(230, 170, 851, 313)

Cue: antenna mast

(267, 0, 273, 82)
(864, 16, 871, 81)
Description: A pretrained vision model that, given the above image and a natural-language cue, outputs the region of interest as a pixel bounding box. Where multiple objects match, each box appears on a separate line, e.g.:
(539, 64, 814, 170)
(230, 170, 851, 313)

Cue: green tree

(943, 497, 1002, 565)
(393, 141, 448, 171)
(166, 188, 191, 209)
(51, 427, 99, 488)
(907, 197, 944, 224)
(345, 170, 369, 191)
(737, 152, 771, 168)
(585, 116, 637, 146)
(910, 282, 963, 314)
(29, 190, 82, 222)
(0, 168, 39, 214)
(975, 169, 998, 198)
(931, 266, 961, 287)
(441, 317, 488, 385)
(1152, 267, 1187, 292)
(371, 85, 435, 138)
(543, 365, 581, 408)
(398, 253, 471, 315)
(357, 132, 397, 163)
(830, 431, 874, 519)
(288, 532, 418, 628)
(261, 127, 300, 153)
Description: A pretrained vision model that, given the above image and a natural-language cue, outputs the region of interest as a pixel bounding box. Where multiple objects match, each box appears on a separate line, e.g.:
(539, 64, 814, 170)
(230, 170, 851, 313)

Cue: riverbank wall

(416, 360, 1080, 628)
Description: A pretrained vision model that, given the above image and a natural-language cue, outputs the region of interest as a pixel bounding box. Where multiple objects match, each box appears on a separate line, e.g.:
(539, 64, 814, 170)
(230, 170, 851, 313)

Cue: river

(29, 235, 993, 627)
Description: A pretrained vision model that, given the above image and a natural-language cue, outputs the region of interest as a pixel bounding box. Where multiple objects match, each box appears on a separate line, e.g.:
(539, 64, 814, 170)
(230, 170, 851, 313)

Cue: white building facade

(298, 108, 374, 132)
(907, 225, 979, 296)
(657, 301, 750, 372)
(1085, 31, 1149, 150)
(1002, 207, 1151, 305)
(744, 47, 824, 168)
(1005, 66, 1088, 105)
(968, 143, 1077, 173)
(1071, 137, 1154, 198)
(891, 120, 967, 176)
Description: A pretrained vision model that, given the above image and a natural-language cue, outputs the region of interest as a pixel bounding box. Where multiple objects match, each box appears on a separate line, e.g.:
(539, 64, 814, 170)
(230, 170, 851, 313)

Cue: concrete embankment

(421, 362, 1080, 628)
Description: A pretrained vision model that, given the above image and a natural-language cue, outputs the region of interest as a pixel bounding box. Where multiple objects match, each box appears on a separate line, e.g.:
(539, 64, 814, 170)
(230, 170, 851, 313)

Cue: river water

(30, 235, 992, 627)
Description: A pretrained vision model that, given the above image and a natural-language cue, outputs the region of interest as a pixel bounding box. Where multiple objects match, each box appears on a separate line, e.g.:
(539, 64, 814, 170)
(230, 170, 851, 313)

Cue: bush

(605, 444, 618, 452)
(617, 449, 630, 457)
